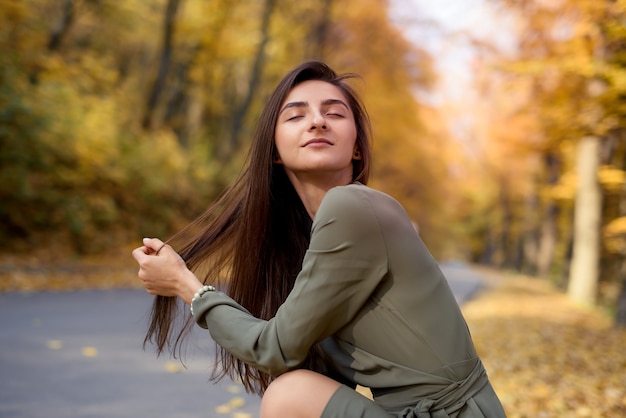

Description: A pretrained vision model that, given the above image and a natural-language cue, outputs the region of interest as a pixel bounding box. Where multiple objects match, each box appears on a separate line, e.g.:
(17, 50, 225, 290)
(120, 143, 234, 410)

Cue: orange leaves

(463, 269, 626, 417)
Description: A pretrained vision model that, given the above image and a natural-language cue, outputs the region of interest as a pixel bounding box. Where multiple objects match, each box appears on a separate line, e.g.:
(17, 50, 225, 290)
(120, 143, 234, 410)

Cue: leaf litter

(464, 267, 626, 418)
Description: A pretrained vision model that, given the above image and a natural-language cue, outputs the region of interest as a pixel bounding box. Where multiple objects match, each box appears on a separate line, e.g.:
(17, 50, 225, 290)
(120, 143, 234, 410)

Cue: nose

(310, 112, 327, 130)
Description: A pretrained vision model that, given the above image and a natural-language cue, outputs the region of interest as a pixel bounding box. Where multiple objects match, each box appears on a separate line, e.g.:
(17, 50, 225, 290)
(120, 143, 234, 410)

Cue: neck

(285, 171, 353, 219)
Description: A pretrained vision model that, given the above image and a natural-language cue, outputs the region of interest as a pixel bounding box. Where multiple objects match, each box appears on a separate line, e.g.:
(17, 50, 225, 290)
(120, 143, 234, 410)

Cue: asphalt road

(0, 262, 483, 418)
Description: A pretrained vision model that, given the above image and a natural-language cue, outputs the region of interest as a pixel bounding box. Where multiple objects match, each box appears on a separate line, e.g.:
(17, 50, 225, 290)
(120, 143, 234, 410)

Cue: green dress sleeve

(192, 185, 389, 377)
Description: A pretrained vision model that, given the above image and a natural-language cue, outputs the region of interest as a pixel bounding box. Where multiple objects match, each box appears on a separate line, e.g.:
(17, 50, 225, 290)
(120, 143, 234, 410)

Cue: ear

(352, 148, 362, 161)
(273, 154, 283, 164)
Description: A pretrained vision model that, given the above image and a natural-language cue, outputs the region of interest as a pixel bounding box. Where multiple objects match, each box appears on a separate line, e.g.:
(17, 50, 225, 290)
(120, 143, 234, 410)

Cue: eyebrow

(279, 99, 349, 115)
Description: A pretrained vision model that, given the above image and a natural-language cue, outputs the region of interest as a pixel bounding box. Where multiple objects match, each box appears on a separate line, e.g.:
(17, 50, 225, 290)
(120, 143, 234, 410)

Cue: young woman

(132, 60, 506, 417)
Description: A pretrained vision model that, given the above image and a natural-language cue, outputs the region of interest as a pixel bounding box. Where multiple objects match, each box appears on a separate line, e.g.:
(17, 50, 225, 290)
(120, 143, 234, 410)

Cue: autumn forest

(1, 0, 626, 325)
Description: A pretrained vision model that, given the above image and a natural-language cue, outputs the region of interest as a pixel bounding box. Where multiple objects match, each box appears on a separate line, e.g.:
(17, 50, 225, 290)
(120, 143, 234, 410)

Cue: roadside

(463, 266, 626, 418)
(1, 253, 624, 417)
(0, 247, 140, 292)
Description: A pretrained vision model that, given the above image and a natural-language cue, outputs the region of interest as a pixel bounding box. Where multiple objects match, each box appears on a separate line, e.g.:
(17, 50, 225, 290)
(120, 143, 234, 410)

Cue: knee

(261, 370, 309, 416)
(260, 369, 340, 418)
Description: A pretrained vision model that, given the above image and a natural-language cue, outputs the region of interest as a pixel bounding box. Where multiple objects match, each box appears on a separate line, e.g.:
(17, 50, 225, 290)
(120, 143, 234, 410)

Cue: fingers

(156, 243, 169, 255)
(142, 237, 165, 253)
(131, 238, 166, 264)
(140, 238, 170, 258)
(131, 237, 191, 299)
(131, 245, 152, 262)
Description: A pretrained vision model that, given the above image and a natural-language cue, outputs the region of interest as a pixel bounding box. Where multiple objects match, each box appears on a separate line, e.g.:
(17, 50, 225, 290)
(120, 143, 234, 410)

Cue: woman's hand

(131, 237, 203, 304)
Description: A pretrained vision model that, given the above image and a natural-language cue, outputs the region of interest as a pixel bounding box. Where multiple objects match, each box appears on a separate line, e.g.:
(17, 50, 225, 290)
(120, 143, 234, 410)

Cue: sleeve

(191, 186, 389, 376)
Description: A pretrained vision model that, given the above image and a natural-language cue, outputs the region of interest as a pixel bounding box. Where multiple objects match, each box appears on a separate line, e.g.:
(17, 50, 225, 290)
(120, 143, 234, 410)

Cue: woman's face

(274, 80, 358, 184)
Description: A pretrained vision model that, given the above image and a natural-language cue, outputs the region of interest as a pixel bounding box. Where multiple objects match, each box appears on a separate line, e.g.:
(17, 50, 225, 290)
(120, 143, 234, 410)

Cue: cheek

(273, 128, 294, 160)
(346, 125, 358, 147)
(275, 122, 301, 146)
(273, 130, 286, 155)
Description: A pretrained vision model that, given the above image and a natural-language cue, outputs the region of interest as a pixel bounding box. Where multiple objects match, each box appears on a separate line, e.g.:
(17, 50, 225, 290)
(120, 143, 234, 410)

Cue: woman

(132, 60, 506, 417)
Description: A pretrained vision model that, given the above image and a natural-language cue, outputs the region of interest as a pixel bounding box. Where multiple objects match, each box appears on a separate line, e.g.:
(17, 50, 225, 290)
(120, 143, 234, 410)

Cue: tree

(142, 0, 182, 130)
(0, 0, 444, 258)
(568, 136, 602, 304)
(487, 0, 626, 321)
(228, 0, 277, 153)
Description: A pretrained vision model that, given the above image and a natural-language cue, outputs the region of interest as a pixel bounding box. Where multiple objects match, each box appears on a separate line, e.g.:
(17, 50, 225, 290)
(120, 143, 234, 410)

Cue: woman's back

(316, 184, 496, 415)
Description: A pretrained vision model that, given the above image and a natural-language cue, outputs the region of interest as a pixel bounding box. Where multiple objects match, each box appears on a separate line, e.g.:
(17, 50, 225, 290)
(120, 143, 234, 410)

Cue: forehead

(283, 80, 349, 104)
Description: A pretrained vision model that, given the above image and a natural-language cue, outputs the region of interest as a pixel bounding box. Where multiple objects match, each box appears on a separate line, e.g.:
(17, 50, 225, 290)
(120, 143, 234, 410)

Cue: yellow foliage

(604, 216, 626, 254)
(464, 268, 626, 417)
(543, 164, 624, 202)
(546, 170, 577, 200)
(2, 0, 27, 21)
(598, 165, 626, 192)
(604, 66, 626, 93)
(604, 216, 626, 237)
(75, 97, 119, 176)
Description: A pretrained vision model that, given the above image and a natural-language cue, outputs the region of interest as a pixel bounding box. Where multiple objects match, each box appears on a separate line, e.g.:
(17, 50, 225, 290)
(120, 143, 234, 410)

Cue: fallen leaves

(164, 361, 183, 373)
(46, 340, 63, 350)
(45, 340, 99, 358)
(81, 347, 98, 357)
(214, 396, 249, 416)
(0, 251, 140, 292)
(463, 268, 626, 418)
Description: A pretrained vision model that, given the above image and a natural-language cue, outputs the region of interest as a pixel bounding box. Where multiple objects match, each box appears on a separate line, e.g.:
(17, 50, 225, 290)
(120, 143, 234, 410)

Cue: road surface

(0, 262, 483, 418)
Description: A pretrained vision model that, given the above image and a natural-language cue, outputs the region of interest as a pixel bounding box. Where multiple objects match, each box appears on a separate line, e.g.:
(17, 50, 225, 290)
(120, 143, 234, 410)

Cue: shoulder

(311, 183, 391, 246)
(315, 183, 401, 228)
(321, 183, 399, 214)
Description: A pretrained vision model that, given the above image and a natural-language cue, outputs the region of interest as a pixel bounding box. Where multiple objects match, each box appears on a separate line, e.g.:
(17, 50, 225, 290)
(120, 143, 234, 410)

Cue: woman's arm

(193, 185, 389, 376)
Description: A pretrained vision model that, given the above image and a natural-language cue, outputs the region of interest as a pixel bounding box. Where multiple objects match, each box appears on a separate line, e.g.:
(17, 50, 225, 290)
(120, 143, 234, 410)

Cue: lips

(303, 138, 333, 147)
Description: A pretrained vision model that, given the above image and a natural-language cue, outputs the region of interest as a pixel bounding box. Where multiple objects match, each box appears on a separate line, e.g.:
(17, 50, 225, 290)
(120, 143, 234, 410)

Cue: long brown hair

(144, 60, 372, 395)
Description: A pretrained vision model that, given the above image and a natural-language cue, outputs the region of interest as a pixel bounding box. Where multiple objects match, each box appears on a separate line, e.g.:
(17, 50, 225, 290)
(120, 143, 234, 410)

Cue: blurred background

(1, 0, 625, 416)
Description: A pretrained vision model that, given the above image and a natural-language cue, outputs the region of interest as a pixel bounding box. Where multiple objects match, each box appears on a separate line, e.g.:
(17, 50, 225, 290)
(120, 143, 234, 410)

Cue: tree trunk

(612, 129, 626, 326)
(163, 44, 204, 147)
(616, 260, 626, 327)
(307, 0, 333, 59)
(499, 177, 514, 269)
(228, 0, 277, 152)
(30, 0, 75, 83)
(537, 153, 560, 278)
(568, 136, 602, 305)
(48, 0, 75, 52)
(521, 189, 539, 275)
(142, 0, 181, 130)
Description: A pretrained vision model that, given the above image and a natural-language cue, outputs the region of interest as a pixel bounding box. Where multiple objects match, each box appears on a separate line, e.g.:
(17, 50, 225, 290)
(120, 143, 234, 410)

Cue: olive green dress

(192, 183, 506, 417)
